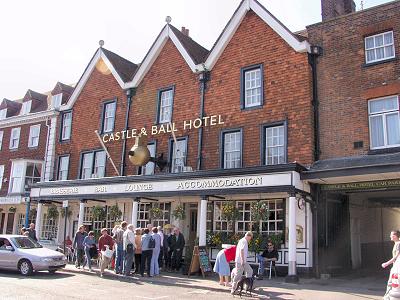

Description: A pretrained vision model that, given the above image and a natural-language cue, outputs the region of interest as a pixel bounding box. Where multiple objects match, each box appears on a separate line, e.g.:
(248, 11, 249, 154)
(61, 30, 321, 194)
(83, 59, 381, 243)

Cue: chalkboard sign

(198, 246, 211, 273)
(188, 246, 212, 278)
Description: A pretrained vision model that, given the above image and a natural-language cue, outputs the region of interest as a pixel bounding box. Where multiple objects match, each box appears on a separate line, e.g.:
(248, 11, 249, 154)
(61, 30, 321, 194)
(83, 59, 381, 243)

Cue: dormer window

(0, 109, 6, 120)
(52, 93, 63, 109)
(21, 101, 32, 115)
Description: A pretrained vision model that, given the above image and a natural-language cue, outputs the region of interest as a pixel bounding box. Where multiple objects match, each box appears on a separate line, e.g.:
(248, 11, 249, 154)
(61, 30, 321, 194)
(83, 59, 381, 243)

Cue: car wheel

(18, 259, 33, 276)
(48, 270, 57, 274)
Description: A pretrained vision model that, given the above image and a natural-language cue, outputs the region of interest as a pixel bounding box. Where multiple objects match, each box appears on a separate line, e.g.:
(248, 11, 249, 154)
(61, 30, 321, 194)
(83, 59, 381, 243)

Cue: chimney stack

(321, 0, 356, 21)
(181, 26, 189, 36)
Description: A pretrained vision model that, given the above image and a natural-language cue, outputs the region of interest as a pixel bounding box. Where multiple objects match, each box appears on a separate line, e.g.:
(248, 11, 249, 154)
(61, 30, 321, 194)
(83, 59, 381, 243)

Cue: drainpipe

(196, 71, 210, 170)
(120, 88, 135, 176)
(308, 46, 322, 161)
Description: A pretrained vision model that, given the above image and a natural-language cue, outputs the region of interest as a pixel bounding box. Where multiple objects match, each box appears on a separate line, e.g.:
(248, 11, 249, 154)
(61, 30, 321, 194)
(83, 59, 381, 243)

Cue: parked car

(0, 234, 67, 275)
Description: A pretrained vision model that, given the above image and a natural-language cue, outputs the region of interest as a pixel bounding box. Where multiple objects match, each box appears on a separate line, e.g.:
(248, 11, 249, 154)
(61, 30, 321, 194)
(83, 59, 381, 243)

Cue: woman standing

(382, 230, 400, 298)
(134, 228, 142, 274)
(213, 245, 236, 286)
(150, 227, 161, 277)
(83, 231, 96, 272)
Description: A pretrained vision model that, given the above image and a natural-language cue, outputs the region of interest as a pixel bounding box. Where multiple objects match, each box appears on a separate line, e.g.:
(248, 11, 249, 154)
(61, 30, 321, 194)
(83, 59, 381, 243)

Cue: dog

(232, 274, 256, 298)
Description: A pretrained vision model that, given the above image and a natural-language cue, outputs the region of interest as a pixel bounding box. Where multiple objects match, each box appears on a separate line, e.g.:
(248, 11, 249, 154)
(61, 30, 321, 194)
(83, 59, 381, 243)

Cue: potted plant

(172, 204, 186, 221)
(92, 205, 106, 221)
(108, 204, 122, 221)
(47, 205, 59, 220)
(149, 206, 164, 220)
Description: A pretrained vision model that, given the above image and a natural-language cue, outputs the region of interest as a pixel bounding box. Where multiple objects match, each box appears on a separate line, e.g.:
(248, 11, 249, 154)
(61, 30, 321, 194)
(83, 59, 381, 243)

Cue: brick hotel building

(0, 0, 398, 279)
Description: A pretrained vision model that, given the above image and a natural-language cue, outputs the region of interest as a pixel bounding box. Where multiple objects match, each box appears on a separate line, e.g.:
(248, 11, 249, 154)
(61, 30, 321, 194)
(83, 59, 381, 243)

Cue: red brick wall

(56, 60, 127, 179)
(307, 1, 400, 159)
(203, 11, 314, 169)
(0, 121, 47, 196)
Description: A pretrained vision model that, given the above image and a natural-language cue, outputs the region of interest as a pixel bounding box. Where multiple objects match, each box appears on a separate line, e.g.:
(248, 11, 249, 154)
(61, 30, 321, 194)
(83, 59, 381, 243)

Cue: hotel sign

(31, 172, 292, 198)
(321, 179, 400, 191)
(0, 196, 22, 205)
(102, 114, 224, 143)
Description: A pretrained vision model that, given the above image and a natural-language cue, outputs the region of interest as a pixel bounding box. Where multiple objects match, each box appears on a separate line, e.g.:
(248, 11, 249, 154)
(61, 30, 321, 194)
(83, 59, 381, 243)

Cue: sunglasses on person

(268, 244, 273, 247)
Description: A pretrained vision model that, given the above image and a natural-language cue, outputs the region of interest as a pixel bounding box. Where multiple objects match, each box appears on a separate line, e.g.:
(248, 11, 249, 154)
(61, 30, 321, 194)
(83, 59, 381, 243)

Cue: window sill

(241, 104, 264, 111)
(368, 146, 400, 155)
(59, 139, 71, 144)
(28, 146, 39, 150)
(362, 57, 397, 68)
(9, 148, 19, 152)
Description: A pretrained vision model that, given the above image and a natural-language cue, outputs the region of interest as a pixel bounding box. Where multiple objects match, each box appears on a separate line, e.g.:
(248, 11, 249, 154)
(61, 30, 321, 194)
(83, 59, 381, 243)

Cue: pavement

(0, 263, 389, 300)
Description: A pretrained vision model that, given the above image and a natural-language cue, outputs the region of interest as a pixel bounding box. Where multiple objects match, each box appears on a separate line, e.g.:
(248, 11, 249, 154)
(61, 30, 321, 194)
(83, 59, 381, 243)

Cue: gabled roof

(204, 0, 310, 70)
(102, 48, 139, 83)
(168, 25, 209, 64)
(62, 47, 138, 110)
(125, 25, 209, 88)
(23, 89, 48, 102)
(52, 82, 75, 96)
(0, 98, 22, 111)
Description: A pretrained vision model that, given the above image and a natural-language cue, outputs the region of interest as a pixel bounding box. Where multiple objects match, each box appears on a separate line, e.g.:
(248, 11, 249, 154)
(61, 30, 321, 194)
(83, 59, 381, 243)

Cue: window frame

(0, 165, 4, 191)
(220, 128, 243, 169)
(28, 124, 41, 148)
(240, 63, 264, 110)
(168, 136, 188, 173)
(9, 161, 25, 194)
(78, 149, 107, 179)
(0, 131, 3, 150)
(260, 120, 288, 166)
(21, 101, 32, 115)
(9, 127, 21, 150)
(57, 155, 70, 180)
(156, 86, 175, 124)
(368, 95, 400, 150)
(52, 93, 63, 109)
(100, 99, 117, 134)
(60, 110, 72, 142)
(0, 109, 7, 120)
(364, 30, 396, 64)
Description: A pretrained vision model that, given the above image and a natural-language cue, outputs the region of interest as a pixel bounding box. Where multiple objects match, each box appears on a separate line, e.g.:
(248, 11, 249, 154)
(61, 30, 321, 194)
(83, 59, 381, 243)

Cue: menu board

(198, 246, 211, 273)
(188, 246, 212, 278)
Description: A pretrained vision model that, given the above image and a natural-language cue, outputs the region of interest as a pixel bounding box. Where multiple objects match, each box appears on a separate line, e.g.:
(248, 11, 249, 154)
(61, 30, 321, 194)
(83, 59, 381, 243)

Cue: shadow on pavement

(0, 269, 74, 280)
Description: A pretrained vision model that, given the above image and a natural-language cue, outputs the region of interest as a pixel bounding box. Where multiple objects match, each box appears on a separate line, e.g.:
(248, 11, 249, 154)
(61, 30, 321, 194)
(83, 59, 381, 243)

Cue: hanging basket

(250, 201, 269, 223)
(47, 205, 59, 220)
(108, 204, 122, 221)
(92, 205, 106, 221)
(9, 207, 17, 213)
(172, 204, 186, 221)
(150, 207, 164, 220)
(221, 201, 239, 222)
(60, 209, 72, 218)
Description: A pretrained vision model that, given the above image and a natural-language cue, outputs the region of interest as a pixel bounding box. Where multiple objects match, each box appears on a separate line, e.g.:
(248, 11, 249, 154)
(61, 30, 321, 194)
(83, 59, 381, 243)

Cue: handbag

(126, 243, 134, 254)
(149, 237, 155, 249)
(102, 245, 114, 258)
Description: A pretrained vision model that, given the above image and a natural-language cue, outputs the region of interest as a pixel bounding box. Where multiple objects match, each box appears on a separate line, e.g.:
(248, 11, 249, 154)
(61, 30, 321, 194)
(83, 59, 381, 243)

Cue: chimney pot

(181, 26, 189, 36)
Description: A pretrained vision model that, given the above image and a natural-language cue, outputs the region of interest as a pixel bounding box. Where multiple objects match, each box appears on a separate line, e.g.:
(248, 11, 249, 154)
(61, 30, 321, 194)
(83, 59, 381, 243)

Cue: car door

(0, 238, 17, 269)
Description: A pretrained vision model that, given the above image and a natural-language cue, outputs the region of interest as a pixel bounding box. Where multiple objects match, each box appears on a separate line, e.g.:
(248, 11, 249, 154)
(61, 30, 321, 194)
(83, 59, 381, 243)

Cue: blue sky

(0, 0, 392, 100)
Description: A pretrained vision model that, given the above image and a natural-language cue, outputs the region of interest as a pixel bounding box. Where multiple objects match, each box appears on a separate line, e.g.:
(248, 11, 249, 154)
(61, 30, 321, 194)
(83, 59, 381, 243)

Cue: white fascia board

(250, 1, 310, 53)
(125, 28, 170, 89)
(168, 29, 199, 73)
(100, 51, 126, 88)
(62, 49, 125, 111)
(0, 110, 58, 129)
(204, 2, 249, 71)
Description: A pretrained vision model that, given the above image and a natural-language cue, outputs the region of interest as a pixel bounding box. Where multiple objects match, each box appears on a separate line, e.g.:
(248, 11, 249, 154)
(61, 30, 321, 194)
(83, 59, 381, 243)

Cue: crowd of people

(71, 222, 185, 278)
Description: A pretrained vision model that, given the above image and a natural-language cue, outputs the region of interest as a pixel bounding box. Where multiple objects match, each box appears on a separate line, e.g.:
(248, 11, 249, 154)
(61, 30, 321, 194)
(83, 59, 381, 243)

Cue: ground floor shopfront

(29, 164, 313, 277)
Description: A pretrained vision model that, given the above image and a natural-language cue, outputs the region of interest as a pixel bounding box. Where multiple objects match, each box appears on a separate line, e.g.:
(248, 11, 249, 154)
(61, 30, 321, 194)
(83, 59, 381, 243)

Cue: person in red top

(213, 245, 237, 286)
(98, 228, 114, 277)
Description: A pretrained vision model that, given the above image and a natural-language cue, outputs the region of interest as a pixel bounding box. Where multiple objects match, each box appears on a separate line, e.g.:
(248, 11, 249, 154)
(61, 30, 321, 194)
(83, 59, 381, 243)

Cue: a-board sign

(188, 246, 212, 278)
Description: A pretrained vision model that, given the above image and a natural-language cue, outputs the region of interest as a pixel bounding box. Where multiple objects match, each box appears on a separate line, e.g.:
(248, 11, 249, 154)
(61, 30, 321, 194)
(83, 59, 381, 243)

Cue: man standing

(28, 223, 37, 241)
(140, 228, 153, 277)
(98, 228, 114, 277)
(169, 227, 185, 272)
(113, 221, 127, 274)
(73, 225, 87, 269)
(256, 240, 279, 279)
(123, 224, 136, 276)
(157, 226, 164, 269)
(231, 231, 253, 295)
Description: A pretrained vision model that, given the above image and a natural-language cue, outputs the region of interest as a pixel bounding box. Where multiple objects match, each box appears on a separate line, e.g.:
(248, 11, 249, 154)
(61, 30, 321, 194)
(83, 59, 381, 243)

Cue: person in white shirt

(157, 226, 164, 269)
(123, 224, 136, 276)
(231, 231, 253, 294)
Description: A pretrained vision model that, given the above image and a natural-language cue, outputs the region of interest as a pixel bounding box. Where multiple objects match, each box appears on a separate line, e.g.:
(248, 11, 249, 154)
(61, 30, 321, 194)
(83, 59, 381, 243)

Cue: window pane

(159, 90, 173, 123)
(370, 115, 384, 148)
(375, 35, 383, 47)
(244, 68, 262, 107)
(384, 32, 393, 44)
(369, 97, 398, 114)
(386, 113, 400, 145)
(82, 153, 94, 179)
(224, 131, 241, 169)
(385, 46, 394, 58)
(376, 47, 384, 60)
(94, 151, 106, 177)
(103, 102, 116, 133)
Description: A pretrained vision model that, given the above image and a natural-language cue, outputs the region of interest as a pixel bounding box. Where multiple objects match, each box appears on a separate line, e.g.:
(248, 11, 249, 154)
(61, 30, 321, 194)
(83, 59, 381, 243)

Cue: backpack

(126, 243, 134, 254)
(149, 236, 155, 249)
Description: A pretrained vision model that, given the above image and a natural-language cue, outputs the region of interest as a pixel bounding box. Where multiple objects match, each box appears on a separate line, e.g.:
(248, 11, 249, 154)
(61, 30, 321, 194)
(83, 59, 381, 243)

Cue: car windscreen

(11, 237, 43, 249)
